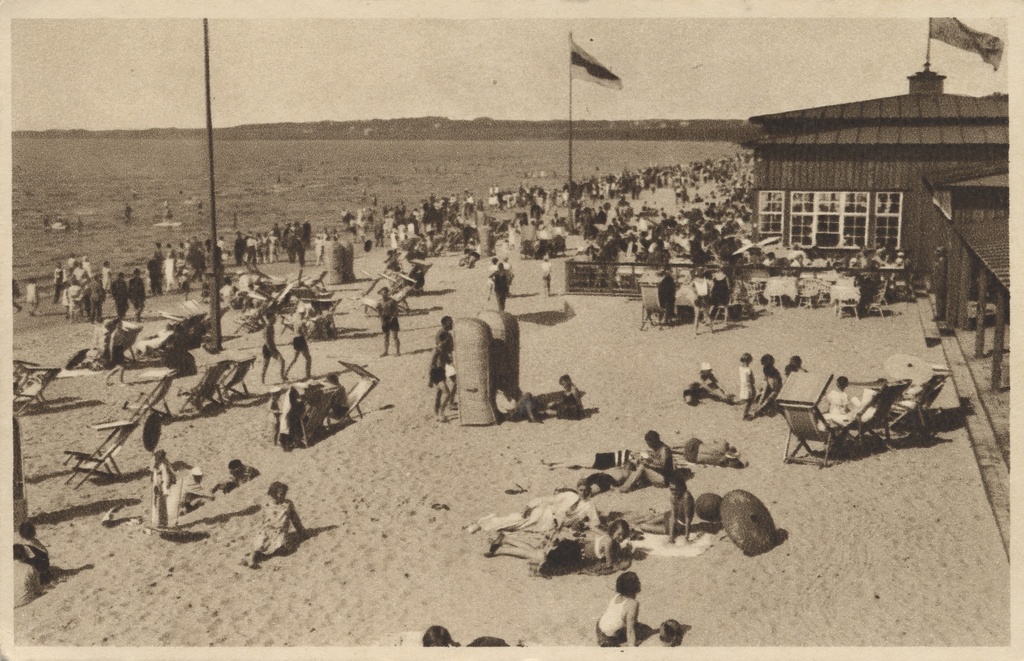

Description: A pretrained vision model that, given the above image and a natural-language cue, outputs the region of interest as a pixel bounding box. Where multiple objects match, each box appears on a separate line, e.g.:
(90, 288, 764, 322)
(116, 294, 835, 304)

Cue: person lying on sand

(242, 481, 307, 569)
(421, 626, 511, 647)
(618, 430, 673, 493)
(679, 437, 747, 469)
(212, 459, 261, 495)
(484, 519, 632, 578)
(467, 486, 600, 535)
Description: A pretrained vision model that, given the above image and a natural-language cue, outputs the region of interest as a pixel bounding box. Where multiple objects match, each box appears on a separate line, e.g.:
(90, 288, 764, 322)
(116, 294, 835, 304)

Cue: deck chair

(177, 360, 234, 416)
(639, 284, 666, 330)
(297, 384, 338, 447)
(217, 357, 257, 403)
(122, 370, 177, 418)
(337, 361, 381, 421)
(14, 363, 63, 414)
(843, 379, 912, 451)
(64, 374, 175, 489)
(780, 372, 840, 468)
(888, 370, 951, 441)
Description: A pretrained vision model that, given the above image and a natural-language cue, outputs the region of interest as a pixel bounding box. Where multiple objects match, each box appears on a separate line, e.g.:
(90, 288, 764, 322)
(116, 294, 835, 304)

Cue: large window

(874, 192, 903, 248)
(789, 191, 869, 248)
(757, 191, 784, 235)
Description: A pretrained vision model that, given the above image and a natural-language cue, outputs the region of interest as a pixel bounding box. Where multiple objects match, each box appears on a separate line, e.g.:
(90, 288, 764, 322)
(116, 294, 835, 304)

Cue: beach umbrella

(720, 490, 778, 557)
(884, 354, 935, 384)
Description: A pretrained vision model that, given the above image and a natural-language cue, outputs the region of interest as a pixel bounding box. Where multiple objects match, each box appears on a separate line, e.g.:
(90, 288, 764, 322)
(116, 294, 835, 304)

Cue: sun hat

(700, 362, 712, 371)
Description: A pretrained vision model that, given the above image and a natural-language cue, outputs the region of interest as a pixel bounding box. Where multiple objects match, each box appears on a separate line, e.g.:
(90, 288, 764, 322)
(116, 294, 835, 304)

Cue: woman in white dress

(163, 246, 178, 292)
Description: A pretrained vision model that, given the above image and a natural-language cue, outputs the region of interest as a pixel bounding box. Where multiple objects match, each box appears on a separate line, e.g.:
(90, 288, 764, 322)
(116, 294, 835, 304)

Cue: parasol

(884, 354, 936, 384)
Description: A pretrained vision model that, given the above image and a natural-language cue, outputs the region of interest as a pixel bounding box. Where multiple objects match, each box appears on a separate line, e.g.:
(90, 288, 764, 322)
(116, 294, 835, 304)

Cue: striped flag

(570, 37, 623, 90)
(930, 18, 1004, 70)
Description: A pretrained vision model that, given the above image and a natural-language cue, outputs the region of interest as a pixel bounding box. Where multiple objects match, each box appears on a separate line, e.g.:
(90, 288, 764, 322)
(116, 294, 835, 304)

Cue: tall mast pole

(925, 18, 932, 68)
(203, 18, 223, 351)
(568, 31, 574, 225)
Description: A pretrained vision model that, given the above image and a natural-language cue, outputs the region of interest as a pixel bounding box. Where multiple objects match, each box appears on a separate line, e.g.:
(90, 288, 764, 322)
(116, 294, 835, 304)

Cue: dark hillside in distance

(15, 118, 761, 142)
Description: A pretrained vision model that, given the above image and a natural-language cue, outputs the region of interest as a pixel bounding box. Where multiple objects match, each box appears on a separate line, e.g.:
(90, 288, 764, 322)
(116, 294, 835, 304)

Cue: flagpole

(203, 18, 223, 352)
(568, 31, 574, 226)
(925, 18, 932, 68)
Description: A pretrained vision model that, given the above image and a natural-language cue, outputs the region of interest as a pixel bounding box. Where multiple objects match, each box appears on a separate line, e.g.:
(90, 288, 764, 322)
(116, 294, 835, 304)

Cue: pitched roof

(924, 163, 1009, 190)
(750, 94, 1008, 125)
(752, 124, 1007, 146)
(958, 219, 1009, 289)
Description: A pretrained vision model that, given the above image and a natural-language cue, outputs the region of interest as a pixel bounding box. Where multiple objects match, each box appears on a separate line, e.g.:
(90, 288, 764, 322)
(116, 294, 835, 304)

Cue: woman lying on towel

(484, 519, 632, 577)
(466, 486, 600, 535)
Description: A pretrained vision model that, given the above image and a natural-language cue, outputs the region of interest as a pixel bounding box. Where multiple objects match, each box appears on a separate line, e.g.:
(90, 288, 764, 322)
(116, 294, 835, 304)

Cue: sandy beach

(12, 229, 1009, 648)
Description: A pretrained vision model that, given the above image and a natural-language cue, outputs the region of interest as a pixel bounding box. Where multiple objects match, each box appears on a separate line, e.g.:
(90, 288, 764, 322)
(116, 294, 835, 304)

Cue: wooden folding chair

(779, 372, 839, 468)
(178, 360, 234, 416)
(14, 363, 63, 414)
(844, 379, 912, 451)
(298, 384, 337, 447)
(338, 361, 381, 421)
(217, 357, 257, 403)
(122, 371, 177, 418)
(888, 371, 949, 441)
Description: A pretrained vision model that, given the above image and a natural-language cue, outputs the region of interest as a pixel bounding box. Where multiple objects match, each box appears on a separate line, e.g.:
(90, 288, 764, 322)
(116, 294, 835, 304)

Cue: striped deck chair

(217, 357, 257, 403)
(639, 284, 666, 330)
(337, 361, 381, 422)
(14, 362, 63, 414)
(177, 360, 234, 416)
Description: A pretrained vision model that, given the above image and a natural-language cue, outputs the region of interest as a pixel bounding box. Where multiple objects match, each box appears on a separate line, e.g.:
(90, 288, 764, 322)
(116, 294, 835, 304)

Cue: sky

(9, 16, 1010, 131)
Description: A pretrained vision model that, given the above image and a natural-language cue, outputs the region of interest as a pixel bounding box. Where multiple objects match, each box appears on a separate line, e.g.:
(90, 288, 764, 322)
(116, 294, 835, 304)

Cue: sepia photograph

(2, 2, 1016, 658)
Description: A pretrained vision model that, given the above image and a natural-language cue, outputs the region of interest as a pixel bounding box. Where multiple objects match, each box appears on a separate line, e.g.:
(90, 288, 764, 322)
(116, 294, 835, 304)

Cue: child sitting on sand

(553, 374, 585, 420)
(618, 430, 673, 493)
(596, 571, 642, 647)
(243, 481, 307, 569)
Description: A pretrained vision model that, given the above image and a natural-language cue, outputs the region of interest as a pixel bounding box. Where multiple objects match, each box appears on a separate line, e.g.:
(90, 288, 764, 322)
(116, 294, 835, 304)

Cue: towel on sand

(630, 531, 721, 558)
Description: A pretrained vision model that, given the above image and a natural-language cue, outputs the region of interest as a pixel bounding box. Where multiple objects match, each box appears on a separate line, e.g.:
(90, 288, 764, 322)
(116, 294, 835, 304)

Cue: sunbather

(151, 450, 179, 529)
(495, 388, 542, 423)
(243, 481, 307, 569)
(179, 467, 215, 515)
(484, 519, 632, 577)
(285, 328, 312, 381)
(596, 571, 642, 647)
(680, 437, 747, 468)
(552, 374, 585, 420)
(212, 459, 261, 495)
(750, 354, 783, 418)
(467, 487, 600, 535)
(697, 363, 733, 402)
(618, 430, 673, 493)
(824, 376, 856, 425)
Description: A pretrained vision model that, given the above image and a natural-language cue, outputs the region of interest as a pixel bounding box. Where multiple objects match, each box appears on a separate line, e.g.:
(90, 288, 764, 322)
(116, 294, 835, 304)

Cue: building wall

(752, 144, 1007, 279)
(941, 192, 1009, 329)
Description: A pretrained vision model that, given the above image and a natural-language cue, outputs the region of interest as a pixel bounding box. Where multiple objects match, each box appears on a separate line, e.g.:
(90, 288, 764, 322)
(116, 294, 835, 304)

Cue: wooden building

(747, 67, 1008, 281)
(925, 164, 1009, 390)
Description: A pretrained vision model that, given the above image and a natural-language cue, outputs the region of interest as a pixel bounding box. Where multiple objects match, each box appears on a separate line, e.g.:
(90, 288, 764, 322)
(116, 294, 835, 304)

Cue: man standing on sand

(260, 311, 286, 384)
(490, 262, 511, 312)
(234, 232, 246, 267)
(378, 288, 401, 357)
(111, 272, 130, 320)
(128, 268, 146, 321)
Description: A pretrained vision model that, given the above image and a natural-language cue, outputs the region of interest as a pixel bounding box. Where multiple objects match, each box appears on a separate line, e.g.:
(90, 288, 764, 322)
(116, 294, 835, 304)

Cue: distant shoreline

(13, 118, 760, 143)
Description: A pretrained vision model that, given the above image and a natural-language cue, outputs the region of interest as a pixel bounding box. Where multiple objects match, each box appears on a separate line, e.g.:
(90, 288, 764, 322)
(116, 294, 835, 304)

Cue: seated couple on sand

(495, 374, 584, 423)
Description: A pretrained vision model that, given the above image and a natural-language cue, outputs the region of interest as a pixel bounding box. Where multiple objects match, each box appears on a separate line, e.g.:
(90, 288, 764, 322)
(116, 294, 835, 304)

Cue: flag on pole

(930, 18, 1004, 70)
(570, 37, 623, 89)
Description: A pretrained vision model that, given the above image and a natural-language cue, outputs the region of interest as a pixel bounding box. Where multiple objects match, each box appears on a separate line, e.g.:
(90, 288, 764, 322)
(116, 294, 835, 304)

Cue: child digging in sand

(243, 481, 307, 569)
